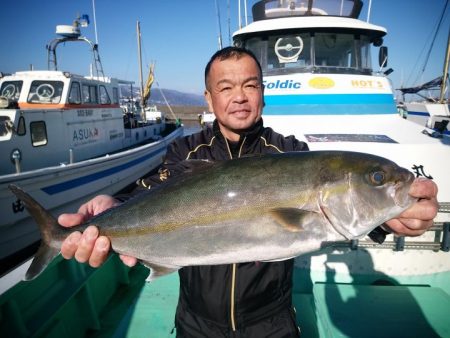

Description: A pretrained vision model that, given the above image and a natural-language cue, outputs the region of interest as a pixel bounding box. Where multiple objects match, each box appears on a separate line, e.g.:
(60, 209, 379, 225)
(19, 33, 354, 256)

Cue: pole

(238, 0, 242, 29)
(136, 21, 145, 120)
(227, 0, 231, 46)
(92, 0, 99, 44)
(439, 27, 450, 103)
(367, 0, 372, 22)
(215, 0, 223, 49)
(244, 0, 248, 26)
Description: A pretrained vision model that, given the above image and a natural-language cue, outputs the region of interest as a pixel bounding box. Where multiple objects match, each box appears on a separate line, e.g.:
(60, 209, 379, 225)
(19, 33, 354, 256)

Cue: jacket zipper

(224, 137, 246, 332)
(231, 263, 237, 331)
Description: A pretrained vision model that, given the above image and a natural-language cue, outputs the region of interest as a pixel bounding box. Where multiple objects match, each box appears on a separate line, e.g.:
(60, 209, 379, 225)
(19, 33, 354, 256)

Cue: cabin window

(112, 87, 119, 104)
(0, 116, 12, 137)
(82, 84, 98, 104)
(244, 33, 312, 75)
(68, 82, 81, 104)
(359, 35, 372, 71)
(17, 116, 26, 136)
(30, 121, 47, 147)
(313, 33, 371, 74)
(99, 85, 111, 104)
(0, 81, 23, 101)
(27, 81, 64, 104)
(270, 34, 311, 68)
(241, 31, 372, 76)
(315, 33, 354, 67)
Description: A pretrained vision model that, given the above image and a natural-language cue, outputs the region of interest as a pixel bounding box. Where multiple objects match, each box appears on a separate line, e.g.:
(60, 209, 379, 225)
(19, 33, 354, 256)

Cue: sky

(0, 0, 449, 99)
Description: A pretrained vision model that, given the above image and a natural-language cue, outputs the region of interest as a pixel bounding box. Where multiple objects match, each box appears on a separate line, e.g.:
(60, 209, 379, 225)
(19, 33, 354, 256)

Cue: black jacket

(136, 119, 309, 336)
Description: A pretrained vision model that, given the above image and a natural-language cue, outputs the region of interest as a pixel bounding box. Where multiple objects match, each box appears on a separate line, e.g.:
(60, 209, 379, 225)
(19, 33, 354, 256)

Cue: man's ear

(204, 90, 214, 112)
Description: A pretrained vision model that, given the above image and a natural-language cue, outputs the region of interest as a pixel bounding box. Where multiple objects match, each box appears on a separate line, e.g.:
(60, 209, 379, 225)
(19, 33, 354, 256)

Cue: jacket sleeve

(291, 136, 309, 152)
(276, 133, 309, 152)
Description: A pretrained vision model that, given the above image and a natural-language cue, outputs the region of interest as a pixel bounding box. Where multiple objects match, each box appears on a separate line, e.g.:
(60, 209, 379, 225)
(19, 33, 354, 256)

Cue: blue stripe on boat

(263, 93, 397, 115)
(407, 111, 431, 117)
(42, 147, 165, 195)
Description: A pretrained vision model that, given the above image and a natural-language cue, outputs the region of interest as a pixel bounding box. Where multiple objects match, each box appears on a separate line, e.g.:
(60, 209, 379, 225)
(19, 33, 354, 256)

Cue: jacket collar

(212, 118, 264, 145)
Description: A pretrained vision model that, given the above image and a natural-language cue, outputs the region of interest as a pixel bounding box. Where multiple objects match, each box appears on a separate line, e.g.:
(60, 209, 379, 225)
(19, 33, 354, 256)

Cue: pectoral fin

(141, 261, 181, 282)
(269, 208, 317, 232)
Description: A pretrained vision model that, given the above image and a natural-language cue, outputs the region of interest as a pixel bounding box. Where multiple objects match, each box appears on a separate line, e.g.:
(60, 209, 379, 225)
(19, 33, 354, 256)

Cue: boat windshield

(252, 0, 363, 20)
(242, 31, 372, 76)
(0, 81, 23, 103)
(27, 80, 64, 104)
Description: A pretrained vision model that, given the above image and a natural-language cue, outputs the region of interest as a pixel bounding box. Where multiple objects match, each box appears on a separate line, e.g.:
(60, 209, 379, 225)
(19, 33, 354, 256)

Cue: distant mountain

(120, 86, 205, 106)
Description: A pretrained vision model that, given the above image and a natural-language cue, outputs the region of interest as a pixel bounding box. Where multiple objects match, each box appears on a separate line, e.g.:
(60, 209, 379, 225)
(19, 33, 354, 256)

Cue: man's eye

(245, 83, 259, 89)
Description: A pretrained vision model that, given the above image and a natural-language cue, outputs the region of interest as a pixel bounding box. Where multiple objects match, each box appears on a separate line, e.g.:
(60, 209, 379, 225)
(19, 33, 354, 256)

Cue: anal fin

(25, 243, 60, 281)
(141, 261, 181, 282)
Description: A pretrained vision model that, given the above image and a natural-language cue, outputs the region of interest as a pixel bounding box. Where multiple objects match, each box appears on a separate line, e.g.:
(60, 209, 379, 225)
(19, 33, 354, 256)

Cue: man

(59, 47, 439, 337)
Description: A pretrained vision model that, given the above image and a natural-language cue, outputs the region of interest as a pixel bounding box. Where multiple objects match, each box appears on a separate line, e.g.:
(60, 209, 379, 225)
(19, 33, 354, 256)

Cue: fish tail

(8, 184, 60, 281)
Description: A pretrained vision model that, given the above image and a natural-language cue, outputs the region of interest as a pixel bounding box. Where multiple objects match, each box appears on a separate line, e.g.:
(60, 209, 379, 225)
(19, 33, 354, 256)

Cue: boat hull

(403, 102, 450, 132)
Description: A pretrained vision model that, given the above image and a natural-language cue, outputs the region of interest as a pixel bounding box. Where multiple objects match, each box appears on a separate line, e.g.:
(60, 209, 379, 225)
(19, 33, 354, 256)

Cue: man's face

(205, 55, 264, 141)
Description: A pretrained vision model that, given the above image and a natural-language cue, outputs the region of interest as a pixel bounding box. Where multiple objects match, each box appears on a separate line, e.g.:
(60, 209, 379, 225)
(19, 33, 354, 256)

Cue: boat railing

(334, 221, 450, 252)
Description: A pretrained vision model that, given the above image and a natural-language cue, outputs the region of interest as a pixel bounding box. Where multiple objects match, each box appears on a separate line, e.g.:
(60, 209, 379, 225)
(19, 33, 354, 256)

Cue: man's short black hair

(204, 47, 263, 89)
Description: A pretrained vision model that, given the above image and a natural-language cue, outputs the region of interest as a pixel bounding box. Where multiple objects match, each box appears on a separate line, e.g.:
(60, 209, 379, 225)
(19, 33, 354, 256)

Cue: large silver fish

(9, 151, 416, 281)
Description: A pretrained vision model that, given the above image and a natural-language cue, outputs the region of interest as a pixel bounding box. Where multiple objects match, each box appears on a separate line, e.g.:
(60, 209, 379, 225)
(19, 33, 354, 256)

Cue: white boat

(399, 4, 450, 133)
(234, 1, 450, 335)
(198, 111, 215, 127)
(0, 16, 183, 268)
(400, 77, 450, 133)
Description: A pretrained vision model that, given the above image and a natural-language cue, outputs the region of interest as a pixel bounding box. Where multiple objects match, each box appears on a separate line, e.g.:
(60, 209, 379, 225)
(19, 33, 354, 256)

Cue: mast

(439, 27, 450, 103)
(136, 21, 145, 121)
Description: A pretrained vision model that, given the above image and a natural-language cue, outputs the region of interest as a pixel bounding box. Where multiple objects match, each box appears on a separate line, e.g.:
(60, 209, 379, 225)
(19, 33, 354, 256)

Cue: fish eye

(370, 171, 385, 186)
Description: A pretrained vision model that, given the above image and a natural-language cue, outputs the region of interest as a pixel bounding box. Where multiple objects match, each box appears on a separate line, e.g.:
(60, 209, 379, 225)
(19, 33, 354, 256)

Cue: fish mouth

(393, 172, 416, 208)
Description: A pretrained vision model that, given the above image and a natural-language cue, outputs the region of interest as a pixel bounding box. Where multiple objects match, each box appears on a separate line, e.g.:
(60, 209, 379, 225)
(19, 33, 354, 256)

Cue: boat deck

(1, 253, 449, 338)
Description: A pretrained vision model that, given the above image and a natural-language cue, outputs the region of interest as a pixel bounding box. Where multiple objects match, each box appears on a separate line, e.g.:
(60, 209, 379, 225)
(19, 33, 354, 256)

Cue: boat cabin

(234, 0, 387, 77)
(233, 0, 394, 116)
(0, 71, 120, 111)
(0, 70, 158, 175)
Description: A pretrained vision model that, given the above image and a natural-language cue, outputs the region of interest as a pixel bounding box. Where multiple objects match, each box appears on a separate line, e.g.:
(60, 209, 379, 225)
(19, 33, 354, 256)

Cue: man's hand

(385, 178, 439, 236)
(59, 195, 138, 267)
